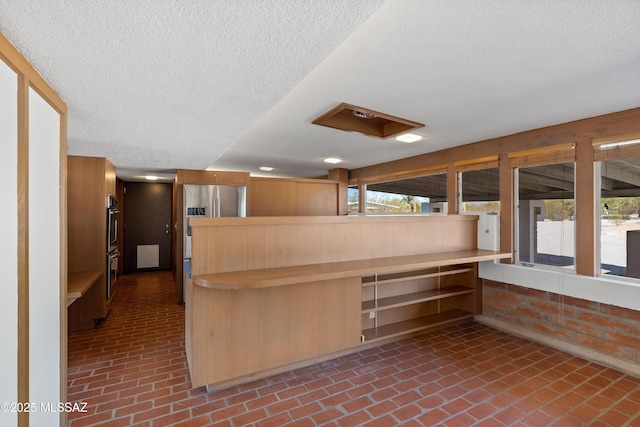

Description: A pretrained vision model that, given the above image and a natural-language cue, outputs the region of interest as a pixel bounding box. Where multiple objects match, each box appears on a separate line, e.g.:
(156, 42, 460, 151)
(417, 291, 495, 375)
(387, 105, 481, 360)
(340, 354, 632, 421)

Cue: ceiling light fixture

(352, 110, 376, 119)
(324, 157, 342, 164)
(145, 175, 159, 181)
(313, 103, 424, 139)
(259, 166, 274, 171)
(395, 133, 423, 143)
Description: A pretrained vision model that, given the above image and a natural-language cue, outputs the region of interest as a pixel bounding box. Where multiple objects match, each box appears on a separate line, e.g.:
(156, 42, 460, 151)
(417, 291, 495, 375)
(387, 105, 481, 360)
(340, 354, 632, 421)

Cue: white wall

(0, 55, 19, 427)
(28, 87, 62, 427)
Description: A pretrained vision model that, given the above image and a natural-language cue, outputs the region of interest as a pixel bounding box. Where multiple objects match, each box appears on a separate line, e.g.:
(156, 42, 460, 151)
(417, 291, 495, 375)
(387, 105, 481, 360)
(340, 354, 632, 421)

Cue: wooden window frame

(510, 143, 578, 270)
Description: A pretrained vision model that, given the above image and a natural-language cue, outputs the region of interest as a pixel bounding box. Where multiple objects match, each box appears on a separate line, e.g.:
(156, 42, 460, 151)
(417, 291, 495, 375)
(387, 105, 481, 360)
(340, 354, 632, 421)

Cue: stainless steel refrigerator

(183, 184, 246, 301)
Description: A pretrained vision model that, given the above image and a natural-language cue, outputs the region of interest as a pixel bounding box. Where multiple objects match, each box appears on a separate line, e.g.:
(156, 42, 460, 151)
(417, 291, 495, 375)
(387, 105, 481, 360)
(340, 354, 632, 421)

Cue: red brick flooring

(68, 271, 640, 426)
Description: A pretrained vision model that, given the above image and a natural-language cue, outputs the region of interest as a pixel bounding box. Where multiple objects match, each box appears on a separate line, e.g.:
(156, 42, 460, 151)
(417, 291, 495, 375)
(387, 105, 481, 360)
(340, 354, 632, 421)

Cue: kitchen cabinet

(186, 215, 511, 390)
(249, 177, 339, 216)
(67, 155, 116, 331)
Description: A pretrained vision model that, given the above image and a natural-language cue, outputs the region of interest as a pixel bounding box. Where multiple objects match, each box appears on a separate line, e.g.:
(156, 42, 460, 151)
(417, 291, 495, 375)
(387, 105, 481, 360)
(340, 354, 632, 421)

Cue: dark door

(123, 182, 172, 273)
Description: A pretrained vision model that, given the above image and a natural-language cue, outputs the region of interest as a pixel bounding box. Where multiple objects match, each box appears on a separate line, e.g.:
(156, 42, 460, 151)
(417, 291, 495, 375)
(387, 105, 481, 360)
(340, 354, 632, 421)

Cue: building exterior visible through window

(511, 144, 576, 270)
(595, 135, 640, 279)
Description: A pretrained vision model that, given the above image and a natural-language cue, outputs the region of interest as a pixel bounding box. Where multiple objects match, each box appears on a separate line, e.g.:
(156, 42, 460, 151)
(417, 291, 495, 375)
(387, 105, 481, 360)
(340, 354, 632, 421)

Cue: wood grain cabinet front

(187, 215, 511, 391)
(67, 155, 116, 330)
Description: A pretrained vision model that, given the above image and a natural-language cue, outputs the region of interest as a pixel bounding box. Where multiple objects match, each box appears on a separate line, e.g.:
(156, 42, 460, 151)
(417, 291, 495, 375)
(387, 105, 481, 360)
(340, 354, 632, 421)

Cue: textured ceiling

(1, 0, 640, 180)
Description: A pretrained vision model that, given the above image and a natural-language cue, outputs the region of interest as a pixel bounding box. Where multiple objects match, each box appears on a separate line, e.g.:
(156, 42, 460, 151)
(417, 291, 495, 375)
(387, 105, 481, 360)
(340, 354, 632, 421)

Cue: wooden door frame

(1, 31, 68, 427)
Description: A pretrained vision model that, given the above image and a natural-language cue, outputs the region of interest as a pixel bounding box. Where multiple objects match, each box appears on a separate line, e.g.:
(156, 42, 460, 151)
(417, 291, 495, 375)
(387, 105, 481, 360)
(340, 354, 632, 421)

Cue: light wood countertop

(193, 249, 511, 290)
(67, 270, 103, 306)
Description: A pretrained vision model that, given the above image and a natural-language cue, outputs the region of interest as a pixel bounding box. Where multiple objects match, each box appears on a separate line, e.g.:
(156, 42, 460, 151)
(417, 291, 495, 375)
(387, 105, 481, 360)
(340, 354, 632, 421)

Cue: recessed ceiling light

(259, 166, 274, 171)
(395, 133, 422, 143)
(145, 175, 159, 181)
(352, 110, 376, 119)
(313, 102, 424, 139)
(324, 157, 342, 164)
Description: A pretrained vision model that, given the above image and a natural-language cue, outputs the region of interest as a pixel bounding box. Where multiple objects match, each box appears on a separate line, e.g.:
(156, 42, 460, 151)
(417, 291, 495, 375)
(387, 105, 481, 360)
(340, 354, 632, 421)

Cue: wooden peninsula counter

(187, 215, 510, 390)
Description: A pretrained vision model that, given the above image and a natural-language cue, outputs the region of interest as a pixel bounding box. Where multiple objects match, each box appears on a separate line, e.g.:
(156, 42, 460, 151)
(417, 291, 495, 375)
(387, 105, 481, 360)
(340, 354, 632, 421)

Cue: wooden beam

(17, 73, 29, 427)
(447, 163, 458, 214)
(58, 103, 68, 425)
(0, 32, 66, 114)
(499, 156, 514, 260)
(575, 139, 596, 276)
(328, 168, 349, 215)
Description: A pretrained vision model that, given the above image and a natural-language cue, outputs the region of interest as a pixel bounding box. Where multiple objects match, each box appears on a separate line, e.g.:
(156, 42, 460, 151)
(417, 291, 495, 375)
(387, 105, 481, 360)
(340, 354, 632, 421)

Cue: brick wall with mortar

(482, 280, 640, 366)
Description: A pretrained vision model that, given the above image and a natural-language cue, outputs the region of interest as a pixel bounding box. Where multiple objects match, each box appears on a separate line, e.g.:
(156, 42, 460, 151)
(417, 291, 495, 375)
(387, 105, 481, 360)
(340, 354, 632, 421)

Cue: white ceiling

(1, 0, 640, 181)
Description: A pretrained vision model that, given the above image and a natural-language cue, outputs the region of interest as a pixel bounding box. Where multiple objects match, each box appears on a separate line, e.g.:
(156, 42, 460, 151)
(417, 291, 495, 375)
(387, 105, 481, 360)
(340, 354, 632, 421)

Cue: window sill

(479, 261, 640, 312)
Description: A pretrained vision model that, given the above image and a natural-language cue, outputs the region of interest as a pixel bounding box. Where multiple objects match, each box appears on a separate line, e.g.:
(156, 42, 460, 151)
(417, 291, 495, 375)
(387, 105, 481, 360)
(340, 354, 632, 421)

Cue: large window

(348, 186, 359, 214)
(457, 156, 500, 213)
(595, 136, 640, 279)
(512, 144, 576, 269)
(363, 168, 448, 214)
(364, 188, 429, 213)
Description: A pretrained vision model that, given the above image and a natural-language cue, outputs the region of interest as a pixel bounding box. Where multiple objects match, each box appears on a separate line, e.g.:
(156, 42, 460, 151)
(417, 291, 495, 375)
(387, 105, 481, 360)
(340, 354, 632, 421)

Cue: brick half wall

(479, 280, 640, 376)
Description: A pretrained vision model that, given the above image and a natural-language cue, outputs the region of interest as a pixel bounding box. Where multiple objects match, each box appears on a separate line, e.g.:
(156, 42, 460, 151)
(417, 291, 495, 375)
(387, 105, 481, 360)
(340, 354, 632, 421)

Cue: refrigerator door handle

(214, 185, 221, 217)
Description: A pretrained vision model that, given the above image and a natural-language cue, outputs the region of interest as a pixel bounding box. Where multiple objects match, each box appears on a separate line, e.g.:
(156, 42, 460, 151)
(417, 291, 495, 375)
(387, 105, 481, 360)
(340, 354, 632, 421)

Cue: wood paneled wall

(68, 156, 115, 273)
(249, 177, 340, 216)
(190, 215, 478, 274)
(67, 156, 115, 331)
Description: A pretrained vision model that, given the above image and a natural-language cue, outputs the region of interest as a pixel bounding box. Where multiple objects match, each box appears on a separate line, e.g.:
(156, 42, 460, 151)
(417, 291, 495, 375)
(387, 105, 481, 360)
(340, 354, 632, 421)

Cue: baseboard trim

(474, 315, 640, 379)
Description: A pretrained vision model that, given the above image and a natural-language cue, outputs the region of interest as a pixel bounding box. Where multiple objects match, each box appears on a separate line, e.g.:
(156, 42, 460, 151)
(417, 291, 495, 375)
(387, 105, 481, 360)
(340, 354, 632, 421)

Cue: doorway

(123, 182, 173, 273)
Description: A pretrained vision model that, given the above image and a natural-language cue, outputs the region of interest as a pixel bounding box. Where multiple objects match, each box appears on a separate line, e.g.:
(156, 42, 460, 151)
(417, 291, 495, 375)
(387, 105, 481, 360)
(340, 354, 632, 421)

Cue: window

(364, 187, 431, 213)
(456, 156, 500, 213)
(511, 144, 576, 269)
(361, 166, 448, 214)
(348, 186, 359, 214)
(595, 135, 640, 279)
(365, 174, 447, 214)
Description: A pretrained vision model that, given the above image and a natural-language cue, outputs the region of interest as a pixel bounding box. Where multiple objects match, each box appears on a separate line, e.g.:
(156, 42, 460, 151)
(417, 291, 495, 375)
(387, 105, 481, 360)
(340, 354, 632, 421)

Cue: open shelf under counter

(362, 309, 474, 343)
(362, 285, 475, 313)
(362, 266, 475, 286)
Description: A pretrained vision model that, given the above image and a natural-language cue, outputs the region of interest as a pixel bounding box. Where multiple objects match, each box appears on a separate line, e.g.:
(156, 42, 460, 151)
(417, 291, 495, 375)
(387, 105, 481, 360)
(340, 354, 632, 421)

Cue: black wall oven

(107, 195, 120, 300)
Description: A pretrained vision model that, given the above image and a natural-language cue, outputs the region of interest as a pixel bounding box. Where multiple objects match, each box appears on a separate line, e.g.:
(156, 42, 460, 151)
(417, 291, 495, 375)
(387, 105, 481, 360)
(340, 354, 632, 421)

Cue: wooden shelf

(362, 267, 474, 286)
(362, 285, 474, 313)
(361, 259, 479, 343)
(362, 309, 474, 343)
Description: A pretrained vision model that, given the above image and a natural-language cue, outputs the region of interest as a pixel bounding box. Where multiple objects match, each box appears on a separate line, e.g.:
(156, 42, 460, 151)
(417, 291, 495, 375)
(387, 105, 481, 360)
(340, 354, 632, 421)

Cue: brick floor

(68, 271, 640, 426)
